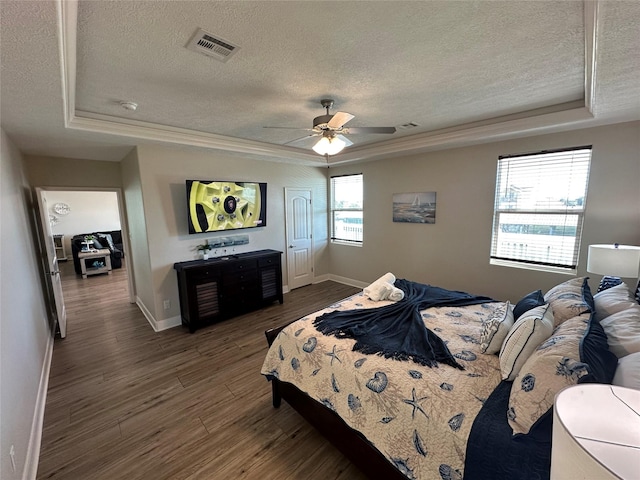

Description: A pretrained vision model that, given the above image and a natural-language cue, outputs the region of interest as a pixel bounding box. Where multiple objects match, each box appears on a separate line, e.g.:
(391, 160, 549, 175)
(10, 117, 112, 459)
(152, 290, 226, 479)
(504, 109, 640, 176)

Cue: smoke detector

(186, 28, 240, 62)
(120, 101, 138, 111)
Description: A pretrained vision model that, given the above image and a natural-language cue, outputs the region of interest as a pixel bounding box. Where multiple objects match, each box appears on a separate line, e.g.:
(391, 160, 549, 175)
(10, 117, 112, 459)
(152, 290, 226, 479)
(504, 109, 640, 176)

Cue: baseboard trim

(317, 274, 368, 289)
(155, 315, 182, 331)
(329, 274, 368, 289)
(312, 273, 330, 284)
(23, 332, 54, 480)
(136, 297, 182, 332)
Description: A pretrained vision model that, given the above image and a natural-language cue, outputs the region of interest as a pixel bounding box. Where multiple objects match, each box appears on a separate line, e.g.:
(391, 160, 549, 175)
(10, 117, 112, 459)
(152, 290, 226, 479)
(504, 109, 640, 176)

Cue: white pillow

(499, 304, 554, 381)
(480, 302, 514, 354)
(600, 305, 640, 358)
(593, 282, 635, 322)
(612, 352, 640, 389)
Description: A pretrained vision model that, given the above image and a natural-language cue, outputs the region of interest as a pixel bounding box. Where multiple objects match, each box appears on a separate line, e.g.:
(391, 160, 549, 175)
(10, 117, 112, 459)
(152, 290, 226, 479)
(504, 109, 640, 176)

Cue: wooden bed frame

(265, 324, 406, 480)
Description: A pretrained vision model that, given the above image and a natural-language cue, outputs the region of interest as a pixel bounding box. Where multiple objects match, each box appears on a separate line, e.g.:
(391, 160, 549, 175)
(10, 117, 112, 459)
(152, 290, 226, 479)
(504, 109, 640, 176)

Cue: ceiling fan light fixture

(312, 135, 346, 156)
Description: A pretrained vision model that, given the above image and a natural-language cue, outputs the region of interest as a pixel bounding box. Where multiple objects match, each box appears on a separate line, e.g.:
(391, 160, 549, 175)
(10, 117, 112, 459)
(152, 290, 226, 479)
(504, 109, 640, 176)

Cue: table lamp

(587, 244, 640, 278)
(587, 244, 640, 294)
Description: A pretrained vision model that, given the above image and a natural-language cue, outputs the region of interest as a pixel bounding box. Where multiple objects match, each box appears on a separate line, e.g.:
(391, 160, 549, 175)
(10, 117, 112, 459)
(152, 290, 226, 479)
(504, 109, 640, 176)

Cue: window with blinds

(490, 146, 592, 271)
(331, 174, 363, 244)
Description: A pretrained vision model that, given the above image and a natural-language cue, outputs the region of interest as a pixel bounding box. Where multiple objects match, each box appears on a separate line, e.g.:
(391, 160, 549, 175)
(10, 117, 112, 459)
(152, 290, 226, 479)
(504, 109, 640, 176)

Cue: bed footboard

(275, 379, 406, 480)
(264, 322, 293, 346)
(270, 378, 281, 408)
(265, 323, 294, 408)
(264, 325, 404, 479)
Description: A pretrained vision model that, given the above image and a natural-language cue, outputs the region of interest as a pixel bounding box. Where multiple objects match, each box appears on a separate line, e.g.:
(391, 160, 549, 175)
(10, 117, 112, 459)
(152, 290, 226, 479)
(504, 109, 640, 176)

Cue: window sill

(331, 240, 363, 248)
(490, 258, 576, 276)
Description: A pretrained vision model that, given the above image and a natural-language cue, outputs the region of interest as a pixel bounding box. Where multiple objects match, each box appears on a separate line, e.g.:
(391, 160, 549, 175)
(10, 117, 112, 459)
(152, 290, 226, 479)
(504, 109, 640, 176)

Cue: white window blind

(331, 174, 363, 244)
(490, 146, 592, 270)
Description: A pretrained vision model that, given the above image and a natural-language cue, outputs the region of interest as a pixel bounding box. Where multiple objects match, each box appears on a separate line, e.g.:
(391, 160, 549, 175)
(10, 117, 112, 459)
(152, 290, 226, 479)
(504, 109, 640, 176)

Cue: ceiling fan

(265, 99, 396, 156)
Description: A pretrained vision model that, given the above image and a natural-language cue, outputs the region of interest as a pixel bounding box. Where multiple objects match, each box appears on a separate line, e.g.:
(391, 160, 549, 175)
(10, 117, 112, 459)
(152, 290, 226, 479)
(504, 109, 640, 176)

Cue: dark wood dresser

(174, 249, 283, 332)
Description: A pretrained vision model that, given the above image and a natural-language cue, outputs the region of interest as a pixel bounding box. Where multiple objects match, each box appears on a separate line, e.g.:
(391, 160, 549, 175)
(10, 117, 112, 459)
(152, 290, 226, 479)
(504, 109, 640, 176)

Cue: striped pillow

(499, 304, 554, 381)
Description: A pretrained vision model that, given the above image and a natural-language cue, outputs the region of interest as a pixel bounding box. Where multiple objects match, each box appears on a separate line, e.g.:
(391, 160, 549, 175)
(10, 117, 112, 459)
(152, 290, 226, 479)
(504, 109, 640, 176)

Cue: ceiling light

(312, 135, 346, 156)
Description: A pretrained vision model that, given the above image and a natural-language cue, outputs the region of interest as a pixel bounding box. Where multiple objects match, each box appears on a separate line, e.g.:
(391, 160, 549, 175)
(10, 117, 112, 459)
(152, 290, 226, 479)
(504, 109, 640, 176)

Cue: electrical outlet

(163, 299, 171, 310)
(9, 445, 16, 473)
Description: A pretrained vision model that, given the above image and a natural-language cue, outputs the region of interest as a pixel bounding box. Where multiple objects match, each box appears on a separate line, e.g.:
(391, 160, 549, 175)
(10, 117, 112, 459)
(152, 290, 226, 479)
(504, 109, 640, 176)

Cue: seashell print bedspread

(261, 292, 506, 480)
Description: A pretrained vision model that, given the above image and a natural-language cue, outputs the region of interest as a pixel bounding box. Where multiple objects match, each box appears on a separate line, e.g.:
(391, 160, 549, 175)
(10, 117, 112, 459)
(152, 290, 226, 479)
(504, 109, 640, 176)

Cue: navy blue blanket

(464, 380, 552, 479)
(313, 279, 494, 369)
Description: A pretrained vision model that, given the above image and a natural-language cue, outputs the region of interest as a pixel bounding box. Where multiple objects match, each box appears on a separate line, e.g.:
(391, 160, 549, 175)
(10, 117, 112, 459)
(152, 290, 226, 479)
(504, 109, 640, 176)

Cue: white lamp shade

(312, 137, 330, 155)
(312, 135, 346, 156)
(587, 244, 640, 278)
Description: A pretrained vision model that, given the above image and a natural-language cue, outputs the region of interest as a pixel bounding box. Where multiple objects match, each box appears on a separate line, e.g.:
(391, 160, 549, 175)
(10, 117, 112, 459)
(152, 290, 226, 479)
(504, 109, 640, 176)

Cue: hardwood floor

(37, 259, 365, 479)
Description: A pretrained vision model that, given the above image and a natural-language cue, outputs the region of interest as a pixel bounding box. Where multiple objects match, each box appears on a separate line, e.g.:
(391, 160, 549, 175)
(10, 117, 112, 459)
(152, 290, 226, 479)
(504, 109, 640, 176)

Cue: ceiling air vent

(186, 28, 239, 62)
(398, 122, 420, 130)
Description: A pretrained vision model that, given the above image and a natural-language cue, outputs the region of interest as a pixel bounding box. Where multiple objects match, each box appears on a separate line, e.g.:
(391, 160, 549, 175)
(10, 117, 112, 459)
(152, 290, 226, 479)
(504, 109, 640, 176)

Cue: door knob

(289, 245, 295, 248)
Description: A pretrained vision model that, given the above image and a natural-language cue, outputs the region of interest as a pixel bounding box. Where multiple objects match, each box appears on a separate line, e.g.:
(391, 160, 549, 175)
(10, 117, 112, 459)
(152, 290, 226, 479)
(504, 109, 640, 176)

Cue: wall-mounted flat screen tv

(186, 180, 267, 234)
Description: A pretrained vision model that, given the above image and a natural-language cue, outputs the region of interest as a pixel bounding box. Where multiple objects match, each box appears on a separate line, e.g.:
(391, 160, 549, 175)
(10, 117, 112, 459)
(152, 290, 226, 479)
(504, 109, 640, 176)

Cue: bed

(261, 276, 627, 479)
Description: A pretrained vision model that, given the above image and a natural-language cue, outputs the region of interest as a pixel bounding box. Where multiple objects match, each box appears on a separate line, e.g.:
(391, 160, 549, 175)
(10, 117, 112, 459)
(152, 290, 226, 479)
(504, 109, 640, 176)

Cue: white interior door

(285, 188, 313, 290)
(36, 188, 67, 338)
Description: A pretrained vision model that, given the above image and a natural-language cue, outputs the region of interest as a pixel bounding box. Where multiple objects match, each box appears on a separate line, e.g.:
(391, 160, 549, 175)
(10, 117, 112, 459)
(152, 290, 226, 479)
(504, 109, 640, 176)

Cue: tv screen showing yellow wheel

(186, 180, 267, 234)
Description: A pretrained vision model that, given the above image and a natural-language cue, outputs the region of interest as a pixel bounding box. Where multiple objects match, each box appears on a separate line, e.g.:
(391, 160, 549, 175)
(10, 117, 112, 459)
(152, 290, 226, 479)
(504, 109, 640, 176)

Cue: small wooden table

(77, 249, 112, 278)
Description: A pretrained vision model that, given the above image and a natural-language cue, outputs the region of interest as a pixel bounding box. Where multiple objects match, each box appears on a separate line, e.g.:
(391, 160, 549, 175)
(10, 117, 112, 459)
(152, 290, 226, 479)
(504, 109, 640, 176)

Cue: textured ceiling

(1, 1, 639, 164)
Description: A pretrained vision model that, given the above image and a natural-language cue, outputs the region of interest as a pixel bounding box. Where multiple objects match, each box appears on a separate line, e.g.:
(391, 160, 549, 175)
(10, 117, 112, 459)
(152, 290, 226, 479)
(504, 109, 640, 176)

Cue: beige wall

(134, 144, 329, 323)
(25, 155, 123, 188)
(121, 148, 153, 321)
(1, 129, 53, 479)
(328, 121, 640, 302)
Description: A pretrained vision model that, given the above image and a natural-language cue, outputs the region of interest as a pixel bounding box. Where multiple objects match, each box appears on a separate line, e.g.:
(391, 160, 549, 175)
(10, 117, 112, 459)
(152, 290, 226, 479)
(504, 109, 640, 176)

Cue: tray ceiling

(1, 1, 639, 165)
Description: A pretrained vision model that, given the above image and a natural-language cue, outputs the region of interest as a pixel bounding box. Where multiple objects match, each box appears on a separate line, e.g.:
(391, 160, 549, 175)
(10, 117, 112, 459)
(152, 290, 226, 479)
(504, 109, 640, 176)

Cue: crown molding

(58, 0, 599, 165)
(584, 0, 599, 114)
(328, 106, 594, 165)
(70, 111, 324, 164)
(57, 0, 77, 129)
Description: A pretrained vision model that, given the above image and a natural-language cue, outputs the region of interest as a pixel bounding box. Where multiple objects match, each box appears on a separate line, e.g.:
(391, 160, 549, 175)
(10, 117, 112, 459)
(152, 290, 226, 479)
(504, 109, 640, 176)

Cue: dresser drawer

(258, 255, 280, 268)
(223, 259, 257, 275)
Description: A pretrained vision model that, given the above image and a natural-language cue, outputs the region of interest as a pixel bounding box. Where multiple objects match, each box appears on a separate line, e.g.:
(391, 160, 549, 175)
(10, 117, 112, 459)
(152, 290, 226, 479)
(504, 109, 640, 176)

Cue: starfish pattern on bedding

(325, 344, 343, 366)
(403, 387, 429, 420)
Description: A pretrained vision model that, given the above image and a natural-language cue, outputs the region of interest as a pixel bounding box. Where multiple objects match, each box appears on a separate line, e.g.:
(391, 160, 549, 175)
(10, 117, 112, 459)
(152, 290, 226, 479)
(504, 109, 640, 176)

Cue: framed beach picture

(393, 192, 436, 224)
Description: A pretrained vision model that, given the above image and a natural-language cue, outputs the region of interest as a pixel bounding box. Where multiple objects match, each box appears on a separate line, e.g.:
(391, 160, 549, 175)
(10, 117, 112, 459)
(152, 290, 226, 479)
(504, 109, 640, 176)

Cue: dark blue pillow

(581, 276, 595, 312)
(597, 275, 623, 293)
(578, 314, 618, 385)
(513, 290, 545, 320)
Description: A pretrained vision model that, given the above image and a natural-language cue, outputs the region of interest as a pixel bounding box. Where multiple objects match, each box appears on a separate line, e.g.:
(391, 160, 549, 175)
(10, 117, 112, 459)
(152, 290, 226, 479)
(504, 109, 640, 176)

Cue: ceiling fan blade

(284, 134, 320, 146)
(343, 126, 396, 134)
(327, 112, 355, 129)
(335, 134, 353, 147)
(264, 126, 313, 130)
